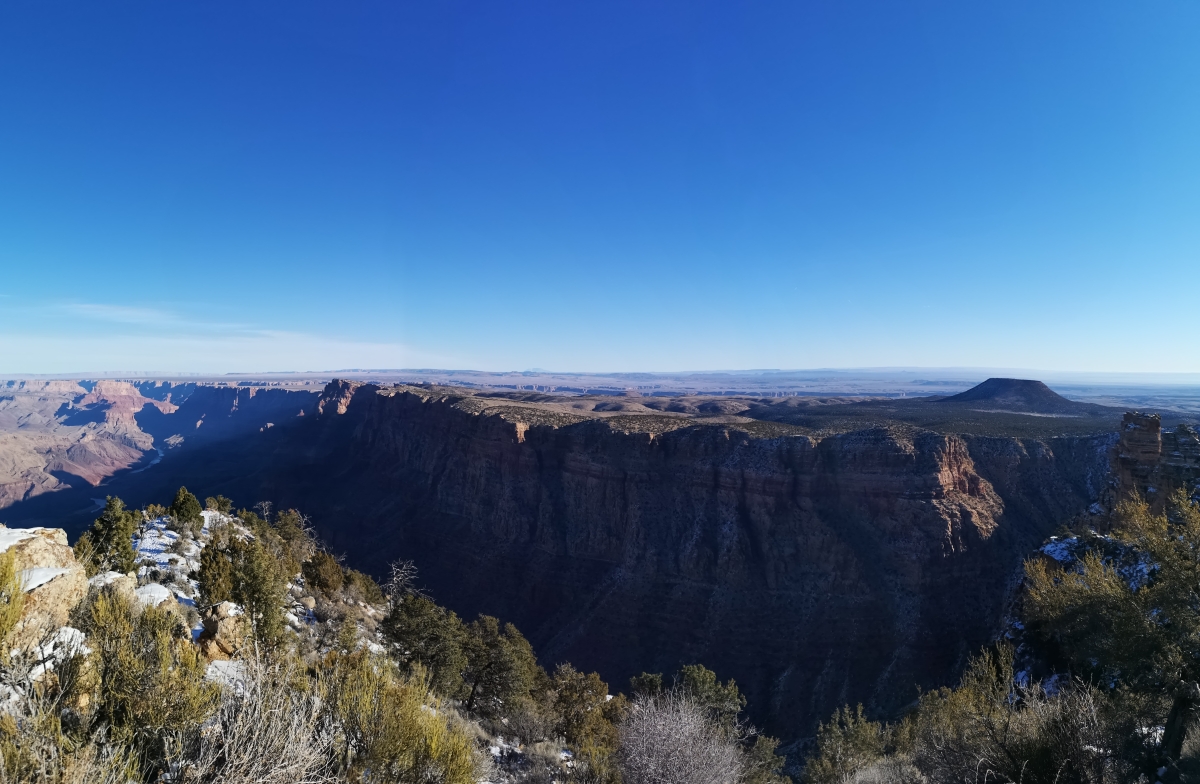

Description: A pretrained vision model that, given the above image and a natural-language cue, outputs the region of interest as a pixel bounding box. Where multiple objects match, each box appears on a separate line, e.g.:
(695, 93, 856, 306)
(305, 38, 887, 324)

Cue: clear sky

(1, 1, 1198, 374)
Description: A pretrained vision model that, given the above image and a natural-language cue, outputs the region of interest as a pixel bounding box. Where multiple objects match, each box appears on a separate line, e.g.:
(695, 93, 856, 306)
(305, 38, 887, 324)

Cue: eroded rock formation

(279, 383, 1112, 744)
(1113, 412, 1200, 508)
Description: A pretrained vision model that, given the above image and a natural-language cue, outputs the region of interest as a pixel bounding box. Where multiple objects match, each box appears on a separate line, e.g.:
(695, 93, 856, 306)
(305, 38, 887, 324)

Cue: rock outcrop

(0, 525, 87, 650)
(197, 601, 247, 661)
(1113, 412, 1200, 509)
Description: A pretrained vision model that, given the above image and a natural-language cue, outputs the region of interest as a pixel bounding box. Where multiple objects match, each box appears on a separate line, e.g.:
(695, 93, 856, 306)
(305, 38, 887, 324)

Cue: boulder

(88, 570, 137, 604)
(197, 601, 246, 661)
(134, 582, 178, 612)
(1, 526, 87, 651)
(299, 595, 316, 610)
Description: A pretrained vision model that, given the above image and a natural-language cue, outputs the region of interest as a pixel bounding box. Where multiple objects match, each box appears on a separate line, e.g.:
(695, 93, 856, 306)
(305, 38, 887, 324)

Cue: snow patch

(0, 527, 37, 553)
(28, 626, 89, 681)
(88, 570, 127, 589)
(135, 582, 173, 607)
(1041, 538, 1077, 562)
(205, 659, 247, 690)
(19, 567, 69, 592)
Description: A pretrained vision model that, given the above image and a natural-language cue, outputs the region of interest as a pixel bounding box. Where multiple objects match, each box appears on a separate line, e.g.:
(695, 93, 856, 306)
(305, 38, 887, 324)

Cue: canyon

(0, 376, 1195, 750)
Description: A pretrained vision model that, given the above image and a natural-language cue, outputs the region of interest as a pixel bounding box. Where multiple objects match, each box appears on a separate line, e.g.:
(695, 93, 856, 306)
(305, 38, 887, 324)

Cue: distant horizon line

(4, 367, 1200, 385)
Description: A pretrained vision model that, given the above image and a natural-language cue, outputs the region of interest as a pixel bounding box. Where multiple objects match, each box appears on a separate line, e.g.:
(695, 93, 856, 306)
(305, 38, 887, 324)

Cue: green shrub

(344, 568, 386, 604)
(167, 486, 204, 536)
(77, 587, 219, 777)
(77, 496, 138, 574)
(228, 537, 288, 647)
(676, 663, 746, 733)
(0, 550, 24, 659)
(302, 551, 344, 595)
(908, 647, 1117, 784)
(743, 734, 791, 784)
(197, 541, 234, 607)
(382, 594, 468, 700)
(804, 705, 889, 784)
(629, 671, 664, 698)
(204, 494, 233, 513)
(323, 652, 482, 783)
(1025, 491, 1200, 770)
(552, 664, 626, 784)
(463, 615, 544, 718)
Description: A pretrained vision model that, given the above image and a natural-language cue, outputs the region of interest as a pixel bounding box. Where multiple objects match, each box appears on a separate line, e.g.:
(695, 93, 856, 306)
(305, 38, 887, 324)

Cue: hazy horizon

(7, 366, 1200, 388)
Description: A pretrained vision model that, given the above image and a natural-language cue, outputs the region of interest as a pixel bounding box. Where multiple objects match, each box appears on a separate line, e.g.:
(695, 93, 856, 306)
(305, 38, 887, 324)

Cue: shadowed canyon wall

(0, 380, 1117, 746)
(280, 385, 1115, 745)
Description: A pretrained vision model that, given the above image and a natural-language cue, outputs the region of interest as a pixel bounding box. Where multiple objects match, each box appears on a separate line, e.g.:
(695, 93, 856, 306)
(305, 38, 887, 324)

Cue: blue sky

(1, 1, 1198, 374)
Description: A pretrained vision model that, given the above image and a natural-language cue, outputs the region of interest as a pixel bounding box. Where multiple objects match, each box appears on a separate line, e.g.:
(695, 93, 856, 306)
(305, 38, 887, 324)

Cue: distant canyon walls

(0, 378, 1121, 744)
(296, 385, 1114, 743)
(0, 380, 319, 516)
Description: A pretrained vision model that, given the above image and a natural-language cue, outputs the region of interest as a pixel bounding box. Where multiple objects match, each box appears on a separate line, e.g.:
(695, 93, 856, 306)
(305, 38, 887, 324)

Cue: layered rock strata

(283, 384, 1112, 743)
(1113, 412, 1200, 508)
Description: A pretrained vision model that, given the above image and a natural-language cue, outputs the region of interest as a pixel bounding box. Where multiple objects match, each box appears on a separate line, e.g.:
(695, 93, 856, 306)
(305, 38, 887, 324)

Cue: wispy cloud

(61, 303, 176, 325)
(57, 301, 262, 335)
(0, 301, 462, 374)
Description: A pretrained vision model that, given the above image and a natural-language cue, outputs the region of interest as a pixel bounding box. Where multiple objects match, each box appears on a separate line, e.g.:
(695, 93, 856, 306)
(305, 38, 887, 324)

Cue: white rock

(134, 582, 173, 608)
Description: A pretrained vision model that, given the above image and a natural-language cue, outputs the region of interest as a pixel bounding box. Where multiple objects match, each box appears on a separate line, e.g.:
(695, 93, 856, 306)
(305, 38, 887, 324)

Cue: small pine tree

(552, 663, 616, 748)
(629, 671, 664, 698)
(344, 568, 386, 604)
(81, 496, 138, 574)
(676, 663, 746, 733)
(462, 615, 543, 717)
(229, 537, 287, 647)
(336, 618, 360, 653)
(804, 705, 888, 784)
(382, 594, 469, 699)
(302, 551, 344, 595)
(742, 735, 791, 784)
(197, 543, 233, 607)
(167, 486, 204, 536)
(204, 494, 233, 513)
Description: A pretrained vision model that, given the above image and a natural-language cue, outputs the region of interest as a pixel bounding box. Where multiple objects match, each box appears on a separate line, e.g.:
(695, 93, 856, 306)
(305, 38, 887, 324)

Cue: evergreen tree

(228, 537, 287, 647)
(1025, 490, 1200, 770)
(204, 494, 233, 513)
(742, 735, 791, 784)
(274, 508, 317, 569)
(629, 671, 664, 698)
(302, 551, 344, 595)
(803, 705, 888, 784)
(676, 663, 746, 733)
(78, 496, 138, 574)
(382, 594, 468, 699)
(552, 663, 616, 747)
(462, 615, 543, 717)
(197, 543, 233, 607)
(167, 486, 203, 536)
